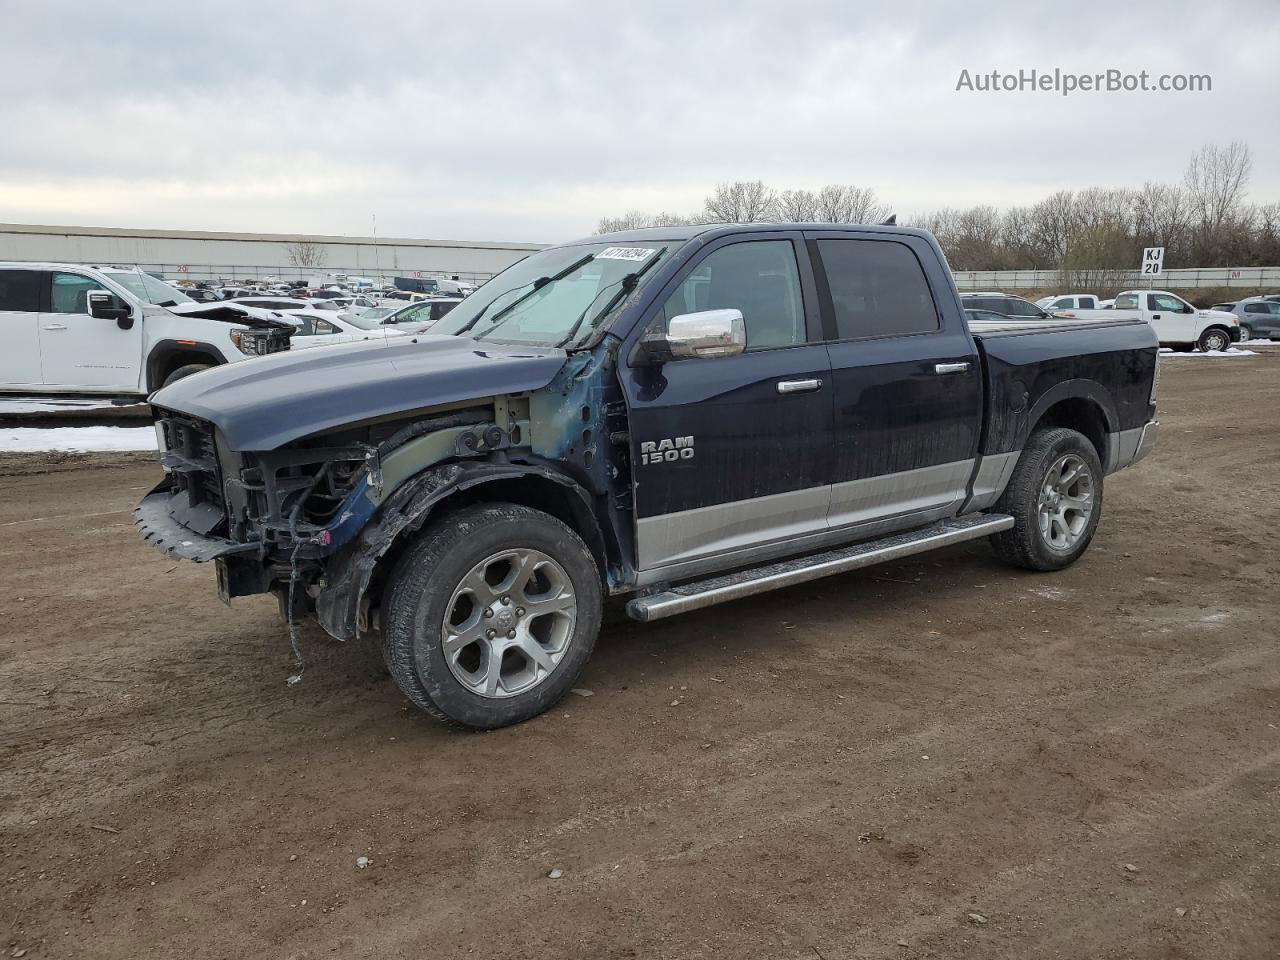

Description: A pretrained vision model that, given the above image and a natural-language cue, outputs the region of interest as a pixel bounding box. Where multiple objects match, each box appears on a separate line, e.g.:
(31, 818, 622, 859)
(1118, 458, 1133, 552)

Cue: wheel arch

(1023, 381, 1115, 471)
(314, 460, 608, 642)
(146, 340, 226, 392)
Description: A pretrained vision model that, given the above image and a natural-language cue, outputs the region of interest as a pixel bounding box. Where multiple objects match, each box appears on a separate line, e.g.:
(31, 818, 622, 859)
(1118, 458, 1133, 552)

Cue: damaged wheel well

(319, 462, 611, 640)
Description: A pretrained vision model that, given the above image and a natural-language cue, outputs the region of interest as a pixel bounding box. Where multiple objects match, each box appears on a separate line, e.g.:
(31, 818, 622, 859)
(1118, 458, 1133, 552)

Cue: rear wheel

(162, 363, 212, 386)
(1198, 328, 1230, 352)
(989, 427, 1103, 571)
(383, 503, 602, 729)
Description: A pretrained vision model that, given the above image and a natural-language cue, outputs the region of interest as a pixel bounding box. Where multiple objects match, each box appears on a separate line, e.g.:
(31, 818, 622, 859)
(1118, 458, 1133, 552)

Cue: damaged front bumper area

(135, 481, 259, 563)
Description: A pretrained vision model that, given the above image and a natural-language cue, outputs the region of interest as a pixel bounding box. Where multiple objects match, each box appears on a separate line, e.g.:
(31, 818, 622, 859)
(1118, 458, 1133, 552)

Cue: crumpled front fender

(314, 460, 595, 641)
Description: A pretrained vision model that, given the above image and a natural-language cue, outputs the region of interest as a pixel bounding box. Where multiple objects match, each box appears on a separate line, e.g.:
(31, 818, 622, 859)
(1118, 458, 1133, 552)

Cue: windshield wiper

(461, 253, 595, 338)
(555, 247, 666, 349)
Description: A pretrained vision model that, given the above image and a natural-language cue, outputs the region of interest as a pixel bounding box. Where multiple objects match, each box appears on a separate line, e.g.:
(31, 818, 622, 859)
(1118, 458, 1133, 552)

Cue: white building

(0, 222, 548, 286)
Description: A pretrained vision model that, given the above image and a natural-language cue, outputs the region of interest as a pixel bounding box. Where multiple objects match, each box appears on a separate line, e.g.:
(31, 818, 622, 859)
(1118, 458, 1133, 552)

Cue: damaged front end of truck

(136, 334, 636, 642)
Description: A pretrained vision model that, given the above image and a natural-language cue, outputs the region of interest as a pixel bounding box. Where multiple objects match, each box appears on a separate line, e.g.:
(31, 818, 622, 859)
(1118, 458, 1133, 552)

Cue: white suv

(0, 263, 294, 397)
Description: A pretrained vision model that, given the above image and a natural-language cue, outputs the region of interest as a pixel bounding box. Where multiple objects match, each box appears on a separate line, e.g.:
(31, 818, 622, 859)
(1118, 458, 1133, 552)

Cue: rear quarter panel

(974, 320, 1158, 457)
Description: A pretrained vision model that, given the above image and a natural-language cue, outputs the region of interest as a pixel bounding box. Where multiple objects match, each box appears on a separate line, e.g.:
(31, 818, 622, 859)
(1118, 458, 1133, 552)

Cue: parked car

(138, 223, 1158, 729)
(1036, 294, 1102, 311)
(348, 297, 463, 332)
(0, 263, 293, 395)
(1057, 290, 1240, 351)
(1210, 298, 1280, 341)
(960, 293, 1052, 319)
(223, 297, 409, 350)
(183, 287, 223, 303)
(283, 311, 410, 349)
(1098, 299, 1115, 309)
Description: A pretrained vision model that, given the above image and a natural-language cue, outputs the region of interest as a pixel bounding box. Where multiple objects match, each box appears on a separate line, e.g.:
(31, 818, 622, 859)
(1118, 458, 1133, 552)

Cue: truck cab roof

(570, 222, 937, 247)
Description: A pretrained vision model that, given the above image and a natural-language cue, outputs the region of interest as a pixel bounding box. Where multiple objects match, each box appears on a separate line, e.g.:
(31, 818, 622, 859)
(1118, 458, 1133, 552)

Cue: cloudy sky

(2, 0, 1277, 243)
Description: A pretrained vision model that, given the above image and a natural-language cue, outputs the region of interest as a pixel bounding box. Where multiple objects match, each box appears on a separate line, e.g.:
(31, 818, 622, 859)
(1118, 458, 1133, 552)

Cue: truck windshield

(431, 241, 680, 348)
(105, 271, 194, 306)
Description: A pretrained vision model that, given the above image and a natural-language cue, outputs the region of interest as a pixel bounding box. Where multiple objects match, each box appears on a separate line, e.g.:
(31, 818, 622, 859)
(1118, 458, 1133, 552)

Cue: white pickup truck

(0, 263, 294, 397)
(1053, 289, 1241, 352)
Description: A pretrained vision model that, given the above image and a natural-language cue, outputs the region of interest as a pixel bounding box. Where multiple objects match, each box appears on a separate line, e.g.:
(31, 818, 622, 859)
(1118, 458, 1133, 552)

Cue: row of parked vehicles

(0, 262, 463, 396)
(963, 289, 1263, 352)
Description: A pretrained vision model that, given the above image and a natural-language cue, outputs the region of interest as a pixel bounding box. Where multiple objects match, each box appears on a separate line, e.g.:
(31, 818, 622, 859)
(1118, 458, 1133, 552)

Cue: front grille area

(156, 412, 228, 536)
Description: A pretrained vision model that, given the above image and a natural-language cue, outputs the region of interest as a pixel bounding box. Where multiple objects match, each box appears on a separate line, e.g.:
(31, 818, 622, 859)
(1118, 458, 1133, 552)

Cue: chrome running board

(625, 513, 1014, 623)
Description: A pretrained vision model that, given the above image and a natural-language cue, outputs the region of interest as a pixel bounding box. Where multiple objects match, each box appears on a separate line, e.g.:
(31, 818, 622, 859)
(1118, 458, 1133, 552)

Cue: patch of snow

(1027, 586, 1068, 600)
(0, 426, 157, 453)
(1158, 348, 1257, 358)
(0, 398, 143, 414)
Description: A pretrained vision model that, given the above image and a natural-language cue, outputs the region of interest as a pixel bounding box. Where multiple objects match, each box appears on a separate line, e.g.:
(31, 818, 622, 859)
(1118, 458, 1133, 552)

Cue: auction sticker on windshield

(596, 247, 656, 261)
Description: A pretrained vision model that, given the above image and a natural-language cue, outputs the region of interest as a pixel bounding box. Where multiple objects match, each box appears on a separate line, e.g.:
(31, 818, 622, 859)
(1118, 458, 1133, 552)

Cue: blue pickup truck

(137, 223, 1159, 729)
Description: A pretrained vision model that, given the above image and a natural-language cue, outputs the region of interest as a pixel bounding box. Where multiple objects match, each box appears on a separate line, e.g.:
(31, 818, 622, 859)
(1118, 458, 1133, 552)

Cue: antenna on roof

(881, 214, 897, 225)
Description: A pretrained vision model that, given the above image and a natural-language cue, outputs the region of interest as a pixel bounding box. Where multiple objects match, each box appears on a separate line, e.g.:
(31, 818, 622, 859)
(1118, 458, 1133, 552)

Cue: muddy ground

(2, 355, 1278, 960)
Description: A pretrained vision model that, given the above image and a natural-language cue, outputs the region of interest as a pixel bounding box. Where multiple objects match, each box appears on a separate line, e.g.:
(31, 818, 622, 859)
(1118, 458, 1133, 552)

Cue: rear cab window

(0, 269, 42, 312)
(816, 239, 939, 339)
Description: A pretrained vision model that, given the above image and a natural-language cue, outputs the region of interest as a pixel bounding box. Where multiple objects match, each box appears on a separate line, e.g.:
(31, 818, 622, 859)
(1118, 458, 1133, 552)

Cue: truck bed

(966, 313, 1158, 473)
(966, 316, 1144, 337)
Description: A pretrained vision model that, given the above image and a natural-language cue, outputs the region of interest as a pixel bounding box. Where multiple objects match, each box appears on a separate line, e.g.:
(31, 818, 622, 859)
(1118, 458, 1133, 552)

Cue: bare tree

(596, 210, 660, 234)
(285, 240, 326, 269)
(777, 188, 818, 222)
(703, 180, 778, 223)
(1185, 141, 1252, 233)
(1134, 182, 1191, 264)
(590, 144, 1277, 270)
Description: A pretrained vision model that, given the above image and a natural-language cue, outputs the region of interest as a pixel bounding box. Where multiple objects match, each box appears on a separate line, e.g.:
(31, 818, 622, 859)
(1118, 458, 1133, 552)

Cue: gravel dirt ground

(2, 355, 1278, 960)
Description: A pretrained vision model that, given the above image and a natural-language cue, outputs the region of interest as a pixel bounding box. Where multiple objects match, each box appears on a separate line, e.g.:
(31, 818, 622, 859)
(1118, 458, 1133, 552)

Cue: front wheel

(383, 503, 602, 729)
(989, 427, 1104, 572)
(1238, 324, 1252, 342)
(162, 363, 212, 386)
(1198, 328, 1230, 352)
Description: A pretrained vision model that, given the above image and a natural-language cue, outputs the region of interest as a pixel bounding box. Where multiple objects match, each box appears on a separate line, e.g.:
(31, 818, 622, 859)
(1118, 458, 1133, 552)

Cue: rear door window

(816, 239, 939, 339)
(0, 269, 41, 312)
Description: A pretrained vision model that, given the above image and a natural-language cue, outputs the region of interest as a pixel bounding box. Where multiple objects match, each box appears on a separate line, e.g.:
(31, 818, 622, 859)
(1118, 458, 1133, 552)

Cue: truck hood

(167, 301, 297, 331)
(150, 334, 568, 451)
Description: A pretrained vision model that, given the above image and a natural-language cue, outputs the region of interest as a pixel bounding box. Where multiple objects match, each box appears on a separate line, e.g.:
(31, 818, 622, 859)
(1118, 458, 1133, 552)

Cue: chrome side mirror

(646, 309, 747, 364)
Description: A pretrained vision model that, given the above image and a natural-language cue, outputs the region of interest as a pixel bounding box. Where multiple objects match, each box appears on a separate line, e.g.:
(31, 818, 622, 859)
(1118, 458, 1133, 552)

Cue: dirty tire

(383, 503, 602, 730)
(1197, 328, 1230, 352)
(989, 427, 1104, 572)
(162, 363, 212, 387)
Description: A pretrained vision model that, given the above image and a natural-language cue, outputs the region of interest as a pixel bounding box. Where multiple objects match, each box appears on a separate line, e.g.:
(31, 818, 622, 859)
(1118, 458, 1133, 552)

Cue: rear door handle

(776, 378, 822, 395)
(934, 362, 970, 375)
(43, 322, 68, 330)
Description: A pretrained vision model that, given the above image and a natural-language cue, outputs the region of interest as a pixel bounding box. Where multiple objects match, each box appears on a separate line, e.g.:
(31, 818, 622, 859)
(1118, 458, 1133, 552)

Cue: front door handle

(776, 378, 822, 395)
(934, 362, 970, 375)
(43, 322, 68, 330)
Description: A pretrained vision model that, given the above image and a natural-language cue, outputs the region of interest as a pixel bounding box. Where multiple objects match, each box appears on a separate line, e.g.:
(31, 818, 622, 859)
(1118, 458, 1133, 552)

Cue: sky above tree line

(1, 0, 1277, 244)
